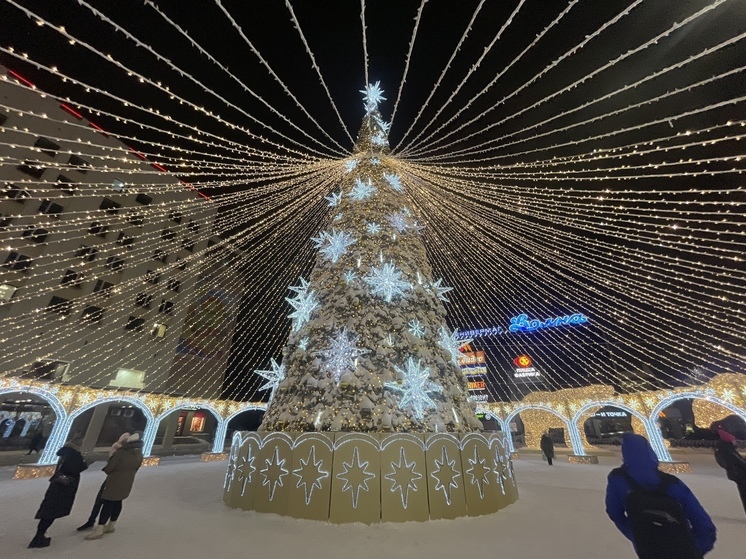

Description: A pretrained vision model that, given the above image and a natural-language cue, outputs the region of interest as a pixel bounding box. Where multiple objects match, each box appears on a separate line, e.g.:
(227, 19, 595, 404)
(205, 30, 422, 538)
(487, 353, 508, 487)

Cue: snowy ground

(0, 452, 743, 559)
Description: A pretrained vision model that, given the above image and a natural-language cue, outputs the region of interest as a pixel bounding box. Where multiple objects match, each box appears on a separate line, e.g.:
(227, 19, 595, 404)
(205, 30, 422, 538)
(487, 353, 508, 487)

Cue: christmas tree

(259, 83, 482, 434)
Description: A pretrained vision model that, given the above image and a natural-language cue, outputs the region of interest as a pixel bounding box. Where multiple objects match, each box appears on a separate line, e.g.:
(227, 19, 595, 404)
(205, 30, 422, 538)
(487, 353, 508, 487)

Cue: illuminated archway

(149, 404, 225, 454)
(0, 386, 68, 465)
(214, 404, 267, 454)
(479, 410, 508, 433)
(504, 405, 584, 455)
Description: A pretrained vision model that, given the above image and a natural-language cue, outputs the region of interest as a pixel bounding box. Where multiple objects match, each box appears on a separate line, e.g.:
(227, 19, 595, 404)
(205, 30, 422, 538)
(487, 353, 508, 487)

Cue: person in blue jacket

(605, 433, 716, 558)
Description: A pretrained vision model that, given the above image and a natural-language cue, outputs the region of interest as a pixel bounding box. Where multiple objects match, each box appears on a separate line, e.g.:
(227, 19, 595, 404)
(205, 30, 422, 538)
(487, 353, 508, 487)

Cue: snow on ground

(0, 452, 743, 559)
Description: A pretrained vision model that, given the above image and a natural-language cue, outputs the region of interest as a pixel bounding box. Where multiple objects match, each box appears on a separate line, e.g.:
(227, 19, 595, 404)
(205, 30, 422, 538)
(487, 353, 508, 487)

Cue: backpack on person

(622, 471, 703, 559)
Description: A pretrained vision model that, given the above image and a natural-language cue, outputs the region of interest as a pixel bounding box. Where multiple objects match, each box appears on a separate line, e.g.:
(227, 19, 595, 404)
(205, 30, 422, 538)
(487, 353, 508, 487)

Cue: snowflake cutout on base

(325, 191, 342, 207)
(260, 446, 289, 501)
(360, 81, 386, 114)
(385, 357, 442, 422)
(254, 358, 286, 401)
(317, 228, 356, 263)
(408, 319, 426, 338)
(364, 261, 412, 302)
(365, 222, 381, 235)
(385, 447, 423, 509)
(383, 172, 403, 192)
(348, 178, 376, 201)
(316, 327, 370, 383)
(430, 278, 453, 302)
(430, 446, 461, 505)
(237, 449, 257, 496)
(293, 446, 329, 505)
(286, 278, 319, 332)
(344, 159, 359, 173)
(466, 446, 491, 499)
(336, 446, 376, 508)
(438, 327, 472, 366)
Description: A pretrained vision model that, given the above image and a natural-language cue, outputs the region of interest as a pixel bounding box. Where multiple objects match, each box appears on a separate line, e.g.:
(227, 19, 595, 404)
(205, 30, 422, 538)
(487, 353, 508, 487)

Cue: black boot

(77, 520, 95, 531)
(28, 534, 51, 548)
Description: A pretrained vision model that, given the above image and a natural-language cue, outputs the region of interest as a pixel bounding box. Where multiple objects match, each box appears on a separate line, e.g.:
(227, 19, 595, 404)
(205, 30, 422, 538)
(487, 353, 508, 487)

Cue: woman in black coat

(715, 429, 746, 515)
(29, 439, 88, 548)
(540, 432, 555, 466)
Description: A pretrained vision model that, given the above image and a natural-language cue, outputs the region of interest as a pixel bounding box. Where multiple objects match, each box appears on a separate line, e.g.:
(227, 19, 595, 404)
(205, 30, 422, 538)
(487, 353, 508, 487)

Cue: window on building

(112, 178, 125, 192)
(125, 316, 145, 331)
(0, 214, 10, 229)
(182, 239, 195, 253)
(116, 232, 134, 249)
(0, 283, 18, 302)
(47, 296, 72, 315)
(175, 257, 187, 271)
(89, 221, 109, 237)
(146, 270, 160, 284)
(76, 245, 98, 261)
(60, 269, 83, 287)
(17, 161, 45, 179)
(55, 175, 77, 195)
(153, 249, 167, 263)
(126, 212, 144, 227)
(39, 199, 63, 217)
(135, 193, 152, 205)
(33, 137, 61, 158)
(109, 368, 145, 389)
(23, 360, 70, 382)
(4, 251, 32, 271)
(150, 323, 168, 338)
(135, 292, 153, 308)
(93, 279, 113, 297)
(67, 154, 90, 173)
(161, 229, 176, 242)
(22, 226, 49, 243)
(106, 255, 125, 271)
(99, 198, 121, 214)
(159, 300, 174, 314)
(4, 183, 31, 201)
(81, 305, 104, 324)
(168, 210, 183, 224)
(187, 220, 200, 234)
(167, 279, 181, 293)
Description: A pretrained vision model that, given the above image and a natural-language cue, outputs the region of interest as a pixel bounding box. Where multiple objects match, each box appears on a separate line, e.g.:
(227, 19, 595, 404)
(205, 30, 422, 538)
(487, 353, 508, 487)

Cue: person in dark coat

(26, 431, 43, 455)
(606, 433, 716, 558)
(714, 429, 746, 515)
(29, 438, 88, 548)
(85, 431, 144, 540)
(540, 432, 555, 465)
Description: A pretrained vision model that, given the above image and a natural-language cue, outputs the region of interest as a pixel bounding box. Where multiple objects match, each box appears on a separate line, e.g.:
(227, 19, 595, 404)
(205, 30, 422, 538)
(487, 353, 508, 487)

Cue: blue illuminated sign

(459, 313, 589, 340)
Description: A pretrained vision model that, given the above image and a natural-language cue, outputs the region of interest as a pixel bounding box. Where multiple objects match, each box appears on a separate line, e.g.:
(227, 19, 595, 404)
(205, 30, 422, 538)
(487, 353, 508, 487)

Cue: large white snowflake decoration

(311, 231, 330, 248)
(385, 357, 442, 422)
(344, 159, 358, 173)
(383, 172, 403, 192)
(365, 222, 381, 235)
(408, 319, 426, 338)
(410, 220, 426, 234)
(316, 327, 370, 383)
(374, 115, 392, 134)
(361, 81, 386, 114)
(387, 212, 410, 233)
(298, 337, 309, 351)
(344, 269, 358, 284)
(348, 177, 376, 201)
(438, 326, 472, 366)
(254, 358, 286, 401)
(371, 132, 388, 146)
(325, 191, 342, 207)
(364, 261, 412, 303)
(430, 278, 453, 302)
(316, 228, 356, 263)
(286, 278, 319, 332)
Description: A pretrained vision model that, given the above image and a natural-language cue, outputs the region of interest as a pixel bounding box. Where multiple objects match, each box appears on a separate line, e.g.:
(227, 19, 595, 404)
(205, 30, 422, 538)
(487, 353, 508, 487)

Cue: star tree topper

(361, 81, 386, 114)
(385, 357, 443, 422)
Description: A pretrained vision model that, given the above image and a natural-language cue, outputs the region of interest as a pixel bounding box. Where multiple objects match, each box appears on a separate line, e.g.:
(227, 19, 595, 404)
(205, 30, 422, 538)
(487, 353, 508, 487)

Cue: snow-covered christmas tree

(259, 84, 482, 434)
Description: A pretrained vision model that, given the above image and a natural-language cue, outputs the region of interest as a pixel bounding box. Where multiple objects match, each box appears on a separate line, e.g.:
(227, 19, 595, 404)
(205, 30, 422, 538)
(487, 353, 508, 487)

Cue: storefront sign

(593, 411, 628, 418)
(513, 354, 541, 379)
(508, 313, 589, 333)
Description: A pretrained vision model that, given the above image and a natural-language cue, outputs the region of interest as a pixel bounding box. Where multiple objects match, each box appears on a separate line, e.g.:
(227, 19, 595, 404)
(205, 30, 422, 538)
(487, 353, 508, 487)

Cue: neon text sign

(508, 313, 588, 334)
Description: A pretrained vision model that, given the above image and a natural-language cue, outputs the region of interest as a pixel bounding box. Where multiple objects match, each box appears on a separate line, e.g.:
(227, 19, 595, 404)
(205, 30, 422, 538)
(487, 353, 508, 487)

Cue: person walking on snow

(77, 432, 130, 531)
(85, 431, 143, 540)
(540, 431, 555, 465)
(605, 433, 716, 559)
(29, 438, 88, 548)
(714, 429, 746, 516)
(26, 431, 43, 455)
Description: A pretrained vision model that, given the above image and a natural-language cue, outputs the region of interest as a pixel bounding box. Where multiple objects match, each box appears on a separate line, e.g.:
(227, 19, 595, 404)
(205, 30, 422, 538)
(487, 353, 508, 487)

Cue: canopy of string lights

(0, 0, 743, 409)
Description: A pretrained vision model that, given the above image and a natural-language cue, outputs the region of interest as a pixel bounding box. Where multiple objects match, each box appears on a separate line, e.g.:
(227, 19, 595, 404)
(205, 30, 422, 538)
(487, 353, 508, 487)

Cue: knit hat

(127, 432, 141, 443)
(718, 429, 736, 444)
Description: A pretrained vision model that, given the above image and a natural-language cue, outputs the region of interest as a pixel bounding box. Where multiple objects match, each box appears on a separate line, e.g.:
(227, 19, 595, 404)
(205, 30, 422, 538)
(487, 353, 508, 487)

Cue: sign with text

(513, 354, 541, 382)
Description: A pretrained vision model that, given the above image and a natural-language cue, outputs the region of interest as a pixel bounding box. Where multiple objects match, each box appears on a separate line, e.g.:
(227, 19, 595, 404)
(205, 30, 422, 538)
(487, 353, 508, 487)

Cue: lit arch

(478, 410, 508, 434)
(650, 391, 746, 432)
(0, 386, 68, 465)
(504, 404, 584, 456)
(572, 400, 671, 462)
(214, 404, 268, 454)
(148, 404, 225, 454)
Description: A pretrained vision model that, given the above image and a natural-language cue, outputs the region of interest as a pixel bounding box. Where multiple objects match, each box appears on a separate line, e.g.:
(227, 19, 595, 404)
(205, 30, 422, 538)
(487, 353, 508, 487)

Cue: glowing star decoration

(493, 447, 508, 495)
(384, 447, 422, 509)
(225, 445, 238, 491)
(408, 319, 426, 338)
(344, 270, 358, 284)
(439, 327, 472, 366)
(466, 446, 491, 499)
(430, 446, 461, 505)
(383, 172, 403, 192)
(317, 229, 356, 263)
(298, 337, 309, 351)
(237, 450, 257, 496)
(325, 191, 342, 207)
(360, 81, 386, 114)
(364, 261, 412, 303)
(385, 357, 442, 422)
(374, 116, 391, 134)
(316, 327, 370, 383)
(260, 446, 289, 501)
(292, 446, 329, 505)
(348, 178, 376, 201)
(387, 212, 410, 233)
(365, 222, 381, 235)
(344, 159, 358, 173)
(336, 446, 376, 508)
(254, 358, 286, 401)
(430, 278, 453, 302)
(286, 278, 319, 332)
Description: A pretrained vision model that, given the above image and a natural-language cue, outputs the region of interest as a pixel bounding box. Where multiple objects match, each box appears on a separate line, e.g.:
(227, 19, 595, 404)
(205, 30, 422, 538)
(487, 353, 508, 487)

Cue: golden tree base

(201, 452, 228, 461)
(659, 461, 691, 474)
(13, 464, 56, 480)
(223, 431, 518, 523)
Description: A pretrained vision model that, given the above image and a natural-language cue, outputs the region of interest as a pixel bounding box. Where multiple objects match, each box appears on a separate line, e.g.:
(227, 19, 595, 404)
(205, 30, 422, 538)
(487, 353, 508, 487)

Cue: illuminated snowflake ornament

(255, 358, 286, 401)
(365, 222, 381, 235)
(298, 337, 309, 351)
(438, 326, 472, 366)
(364, 261, 412, 302)
(360, 81, 386, 114)
(385, 357, 442, 422)
(370, 157, 381, 165)
(387, 212, 410, 233)
(344, 159, 359, 173)
(349, 178, 376, 201)
(325, 191, 342, 207)
(408, 319, 426, 338)
(371, 132, 388, 146)
(333, 212, 343, 222)
(374, 115, 391, 134)
(311, 231, 330, 248)
(430, 278, 453, 302)
(316, 327, 370, 383)
(383, 172, 403, 192)
(286, 278, 319, 332)
(316, 228, 356, 263)
(344, 269, 358, 284)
